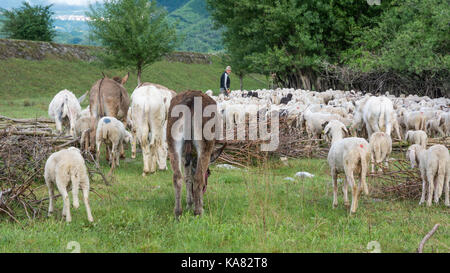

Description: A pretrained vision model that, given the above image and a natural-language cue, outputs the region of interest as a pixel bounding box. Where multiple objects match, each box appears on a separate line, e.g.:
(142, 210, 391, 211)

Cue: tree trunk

(239, 74, 244, 91)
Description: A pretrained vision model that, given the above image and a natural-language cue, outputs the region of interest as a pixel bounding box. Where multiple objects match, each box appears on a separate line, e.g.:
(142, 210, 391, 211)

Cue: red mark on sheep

(360, 144, 364, 148)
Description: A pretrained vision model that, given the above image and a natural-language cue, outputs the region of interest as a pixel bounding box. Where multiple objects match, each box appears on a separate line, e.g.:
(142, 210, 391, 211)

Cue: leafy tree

(0, 2, 55, 42)
(87, 0, 178, 85)
(207, 0, 391, 90)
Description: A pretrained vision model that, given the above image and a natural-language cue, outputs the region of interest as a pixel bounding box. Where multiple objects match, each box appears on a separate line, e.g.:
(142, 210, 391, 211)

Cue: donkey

(89, 73, 130, 157)
(167, 90, 225, 218)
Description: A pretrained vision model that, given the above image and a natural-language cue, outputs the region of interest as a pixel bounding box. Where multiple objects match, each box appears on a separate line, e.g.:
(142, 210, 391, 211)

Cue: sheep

(369, 132, 392, 173)
(323, 120, 348, 144)
(44, 147, 93, 222)
(327, 137, 371, 214)
(425, 119, 445, 138)
(405, 130, 428, 148)
(74, 116, 91, 152)
(95, 116, 132, 175)
(407, 144, 450, 207)
(404, 111, 426, 131)
(48, 89, 82, 136)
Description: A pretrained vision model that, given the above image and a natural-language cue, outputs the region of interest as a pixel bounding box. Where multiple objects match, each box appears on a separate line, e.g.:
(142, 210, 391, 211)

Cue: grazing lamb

(167, 90, 226, 218)
(405, 130, 427, 148)
(407, 144, 450, 207)
(95, 116, 132, 175)
(74, 116, 91, 152)
(369, 132, 392, 173)
(327, 137, 371, 214)
(44, 147, 93, 222)
(405, 111, 426, 131)
(48, 89, 82, 136)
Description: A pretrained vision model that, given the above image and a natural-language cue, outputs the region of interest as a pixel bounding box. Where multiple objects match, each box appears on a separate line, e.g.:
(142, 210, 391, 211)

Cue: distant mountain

(0, 0, 223, 53)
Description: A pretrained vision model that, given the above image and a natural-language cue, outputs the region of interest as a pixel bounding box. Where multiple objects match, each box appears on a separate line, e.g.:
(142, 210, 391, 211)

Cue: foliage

(346, 0, 450, 74)
(0, 1, 55, 42)
(207, 0, 391, 90)
(86, 0, 178, 84)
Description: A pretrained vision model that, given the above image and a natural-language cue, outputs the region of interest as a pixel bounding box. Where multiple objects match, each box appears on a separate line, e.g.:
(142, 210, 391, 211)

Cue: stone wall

(0, 39, 212, 64)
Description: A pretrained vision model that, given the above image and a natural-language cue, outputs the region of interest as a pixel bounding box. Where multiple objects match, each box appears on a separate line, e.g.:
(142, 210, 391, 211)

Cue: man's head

(226, 66, 231, 74)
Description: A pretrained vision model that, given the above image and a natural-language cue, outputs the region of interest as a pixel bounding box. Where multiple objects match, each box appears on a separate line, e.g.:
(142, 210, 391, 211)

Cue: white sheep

(48, 89, 82, 136)
(369, 132, 392, 173)
(327, 137, 371, 214)
(44, 147, 93, 222)
(407, 144, 450, 206)
(75, 116, 91, 152)
(405, 130, 427, 148)
(323, 120, 348, 144)
(95, 116, 132, 175)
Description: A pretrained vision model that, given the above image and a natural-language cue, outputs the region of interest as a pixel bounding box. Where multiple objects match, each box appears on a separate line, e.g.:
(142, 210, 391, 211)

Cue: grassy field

(0, 58, 448, 253)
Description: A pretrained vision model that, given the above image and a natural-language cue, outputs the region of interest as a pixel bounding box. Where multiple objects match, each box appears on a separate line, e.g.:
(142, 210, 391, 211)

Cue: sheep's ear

(121, 72, 129, 85)
(210, 144, 226, 164)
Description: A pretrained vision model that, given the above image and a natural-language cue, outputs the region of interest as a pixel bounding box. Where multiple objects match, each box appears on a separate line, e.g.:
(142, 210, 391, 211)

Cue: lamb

(327, 137, 371, 214)
(44, 147, 93, 222)
(48, 89, 82, 136)
(95, 116, 132, 175)
(369, 132, 392, 173)
(425, 119, 445, 138)
(407, 144, 450, 207)
(74, 116, 91, 152)
(405, 130, 427, 148)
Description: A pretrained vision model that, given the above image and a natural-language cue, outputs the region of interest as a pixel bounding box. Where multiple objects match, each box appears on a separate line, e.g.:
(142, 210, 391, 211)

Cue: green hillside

(169, 0, 222, 52)
(0, 56, 267, 118)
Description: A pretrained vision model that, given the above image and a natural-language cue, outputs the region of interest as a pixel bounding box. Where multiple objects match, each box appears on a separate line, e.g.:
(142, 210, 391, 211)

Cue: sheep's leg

(119, 140, 125, 159)
(342, 177, 349, 207)
(419, 172, 427, 205)
(349, 173, 359, 214)
(370, 151, 375, 173)
(444, 172, 449, 207)
(47, 182, 55, 216)
(81, 181, 93, 222)
(434, 172, 445, 204)
(426, 171, 435, 207)
(71, 176, 80, 209)
(331, 170, 338, 208)
(56, 183, 71, 222)
(95, 138, 101, 163)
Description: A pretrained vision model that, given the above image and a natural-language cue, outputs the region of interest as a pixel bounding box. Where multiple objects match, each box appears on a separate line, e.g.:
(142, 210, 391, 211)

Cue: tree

(0, 2, 55, 42)
(87, 0, 178, 85)
(207, 0, 391, 90)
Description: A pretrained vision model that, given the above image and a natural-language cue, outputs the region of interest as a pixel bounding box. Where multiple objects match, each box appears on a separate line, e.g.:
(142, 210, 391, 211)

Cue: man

(220, 66, 231, 96)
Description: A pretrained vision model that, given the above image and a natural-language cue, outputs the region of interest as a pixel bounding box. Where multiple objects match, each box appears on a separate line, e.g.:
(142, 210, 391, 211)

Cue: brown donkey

(89, 73, 130, 156)
(167, 90, 225, 218)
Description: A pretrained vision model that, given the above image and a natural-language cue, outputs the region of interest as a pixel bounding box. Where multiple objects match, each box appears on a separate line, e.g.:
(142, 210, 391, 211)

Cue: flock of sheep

(45, 75, 450, 221)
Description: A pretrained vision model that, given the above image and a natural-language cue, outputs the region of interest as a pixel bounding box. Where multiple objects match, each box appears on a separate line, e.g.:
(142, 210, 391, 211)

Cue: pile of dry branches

(217, 117, 329, 167)
(0, 116, 108, 222)
(369, 159, 422, 200)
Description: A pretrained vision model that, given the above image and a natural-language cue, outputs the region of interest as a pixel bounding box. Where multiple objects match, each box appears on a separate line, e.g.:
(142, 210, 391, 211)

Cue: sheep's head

(123, 131, 132, 144)
(406, 144, 423, 169)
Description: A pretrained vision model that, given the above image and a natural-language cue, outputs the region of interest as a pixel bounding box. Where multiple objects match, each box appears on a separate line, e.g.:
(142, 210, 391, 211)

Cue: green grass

(0, 57, 448, 253)
(0, 56, 267, 118)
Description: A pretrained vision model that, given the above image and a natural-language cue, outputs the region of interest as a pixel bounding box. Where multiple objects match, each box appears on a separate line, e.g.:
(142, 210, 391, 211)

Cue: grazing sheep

(405, 111, 426, 131)
(327, 137, 371, 214)
(369, 132, 392, 173)
(44, 147, 93, 222)
(425, 119, 445, 137)
(405, 130, 428, 148)
(95, 116, 132, 175)
(75, 116, 91, 152)
(48, 89, 82, 136)
(407, 144, 450, 207)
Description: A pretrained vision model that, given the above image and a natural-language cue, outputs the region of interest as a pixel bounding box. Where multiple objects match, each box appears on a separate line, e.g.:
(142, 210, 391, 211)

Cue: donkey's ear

(210, 143, 226, 164)
(121, 72, 129, 85)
